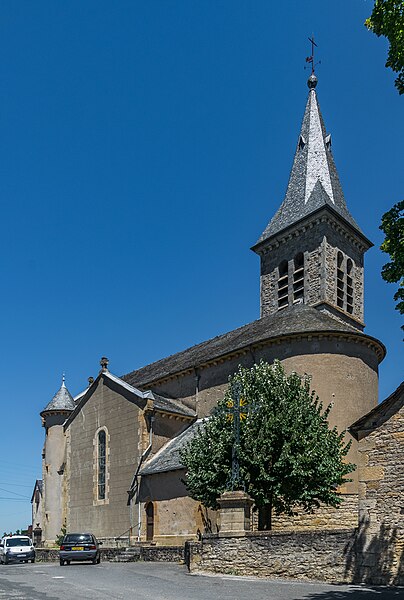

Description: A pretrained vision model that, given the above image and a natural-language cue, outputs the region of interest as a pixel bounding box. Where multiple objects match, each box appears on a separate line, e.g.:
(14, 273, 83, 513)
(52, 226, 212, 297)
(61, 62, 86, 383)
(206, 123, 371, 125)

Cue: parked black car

(59, 533, 102, 565)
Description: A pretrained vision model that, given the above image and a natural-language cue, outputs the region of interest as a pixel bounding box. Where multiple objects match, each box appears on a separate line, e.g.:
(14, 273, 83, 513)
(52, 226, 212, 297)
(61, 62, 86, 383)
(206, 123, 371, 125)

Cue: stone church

(36, 73, 386, 547)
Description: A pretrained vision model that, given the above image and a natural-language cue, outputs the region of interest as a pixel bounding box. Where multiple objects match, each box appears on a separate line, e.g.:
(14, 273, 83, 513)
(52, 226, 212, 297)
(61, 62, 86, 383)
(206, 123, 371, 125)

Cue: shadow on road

(303, 585, 403, 600)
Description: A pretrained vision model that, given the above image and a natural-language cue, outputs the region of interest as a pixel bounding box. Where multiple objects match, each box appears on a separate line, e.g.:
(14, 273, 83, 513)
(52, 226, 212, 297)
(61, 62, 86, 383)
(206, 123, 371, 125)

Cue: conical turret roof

(41, 376, 75, 414)
(255, 74, 363, 246)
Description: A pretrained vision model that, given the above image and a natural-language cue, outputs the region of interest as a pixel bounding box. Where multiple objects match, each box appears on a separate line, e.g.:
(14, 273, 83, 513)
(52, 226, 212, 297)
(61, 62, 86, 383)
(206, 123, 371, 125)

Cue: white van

(0, 536, 35, 564)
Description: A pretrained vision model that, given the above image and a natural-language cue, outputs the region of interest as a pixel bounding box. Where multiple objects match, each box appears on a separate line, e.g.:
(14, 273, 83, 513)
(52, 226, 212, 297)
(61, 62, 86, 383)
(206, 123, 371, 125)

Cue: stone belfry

(251, 73, 372, 330)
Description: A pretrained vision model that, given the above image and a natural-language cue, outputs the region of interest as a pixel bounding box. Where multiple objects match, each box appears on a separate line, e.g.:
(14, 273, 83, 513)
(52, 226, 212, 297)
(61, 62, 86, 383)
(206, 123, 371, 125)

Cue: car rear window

(6, 538, 31, 547)
(63, 534, 93, 544)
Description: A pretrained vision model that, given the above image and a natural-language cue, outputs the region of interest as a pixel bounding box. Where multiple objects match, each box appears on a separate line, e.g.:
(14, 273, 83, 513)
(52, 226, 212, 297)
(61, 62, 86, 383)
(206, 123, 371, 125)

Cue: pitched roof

(63, 370, 195, 430)
(254, 74, 366, 246)
(41, 379, 76, 415)
(123, 304, 385, 389)
(349, 381, 404, 439)
(152, 392, 195, 418)
(30, 479, 43, 503)
(140, 420, 204, 475)
(98, 371, 195, 417)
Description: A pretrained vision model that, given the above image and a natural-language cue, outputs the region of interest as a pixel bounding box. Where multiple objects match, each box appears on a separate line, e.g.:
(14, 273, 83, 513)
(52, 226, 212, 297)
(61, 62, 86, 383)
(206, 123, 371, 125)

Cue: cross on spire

(306, 35, 318, 75)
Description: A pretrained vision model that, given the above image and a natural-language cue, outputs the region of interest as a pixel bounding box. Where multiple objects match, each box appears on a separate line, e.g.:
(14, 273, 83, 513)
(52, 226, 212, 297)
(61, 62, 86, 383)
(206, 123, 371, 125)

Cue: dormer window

(278, 260, 289, 310)
(293, 253, 304, 304)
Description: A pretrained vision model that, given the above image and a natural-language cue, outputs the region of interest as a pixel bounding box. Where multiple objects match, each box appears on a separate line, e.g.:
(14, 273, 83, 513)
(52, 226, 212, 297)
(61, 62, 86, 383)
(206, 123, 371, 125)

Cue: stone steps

(113, 547, 141, 562)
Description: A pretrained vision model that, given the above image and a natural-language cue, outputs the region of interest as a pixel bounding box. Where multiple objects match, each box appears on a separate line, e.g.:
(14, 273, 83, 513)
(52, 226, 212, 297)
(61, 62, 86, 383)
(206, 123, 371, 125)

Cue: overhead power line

(0, 482, 33, 488)
(0, 487, 30, 499)
(0, 498, 27, 502)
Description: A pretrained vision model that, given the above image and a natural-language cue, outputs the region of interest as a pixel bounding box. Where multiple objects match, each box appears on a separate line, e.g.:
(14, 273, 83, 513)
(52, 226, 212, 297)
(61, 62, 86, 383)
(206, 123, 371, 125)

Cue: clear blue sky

(0, 1, 402, 534)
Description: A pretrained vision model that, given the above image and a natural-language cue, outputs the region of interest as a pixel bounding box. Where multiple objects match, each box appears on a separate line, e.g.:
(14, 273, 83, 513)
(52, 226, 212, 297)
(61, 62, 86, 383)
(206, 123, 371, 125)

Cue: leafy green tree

(180, 361, 354, 529)
(181, 361, 355, 529)
(380, 200, 404, 331)
(55, 524, 67, 547)
(365, 0, 404, 94)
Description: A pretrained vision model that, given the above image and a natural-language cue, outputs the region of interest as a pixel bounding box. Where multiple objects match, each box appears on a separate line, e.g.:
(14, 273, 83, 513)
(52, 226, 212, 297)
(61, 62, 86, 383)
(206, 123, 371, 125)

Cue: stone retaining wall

(139, 546, 184, 562)
(257, 494, 358, 531)
(35, 545, 184, 563)
(185, 529, 357, 583)
(35, 548, 60, 562)
(35, 547, 123, 562)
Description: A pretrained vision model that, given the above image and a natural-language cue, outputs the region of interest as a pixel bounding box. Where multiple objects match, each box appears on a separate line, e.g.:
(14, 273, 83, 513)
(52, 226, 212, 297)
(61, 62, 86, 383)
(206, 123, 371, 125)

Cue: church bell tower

(251, 74, 372, 331)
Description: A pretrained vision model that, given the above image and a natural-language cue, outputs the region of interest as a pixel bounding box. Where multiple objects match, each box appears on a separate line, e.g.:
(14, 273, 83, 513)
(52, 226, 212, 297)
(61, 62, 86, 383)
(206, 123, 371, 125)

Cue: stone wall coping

(218, 490, 254, 508)
(202, 527, 357, 540)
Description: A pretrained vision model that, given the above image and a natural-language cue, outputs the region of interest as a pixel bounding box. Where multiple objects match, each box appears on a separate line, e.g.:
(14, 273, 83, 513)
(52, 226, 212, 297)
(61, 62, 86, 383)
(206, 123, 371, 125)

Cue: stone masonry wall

(259, 220, 365, 326)
(353, 260, 364, 323)
(35, 545, 184, 563)
(260, 494, 358, 531)
(356, 403, 404, 586)
(260, 270, 277, 317)
(305, 244, 322, 306)
(186, 529, 356, 583)
(324, 239, 336, 306)
(66, 377, 142, 539)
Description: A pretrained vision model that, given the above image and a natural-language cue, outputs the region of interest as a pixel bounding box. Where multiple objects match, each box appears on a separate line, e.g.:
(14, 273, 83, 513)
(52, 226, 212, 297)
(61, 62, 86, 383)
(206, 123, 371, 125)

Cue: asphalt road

(0, 562, 401, 600)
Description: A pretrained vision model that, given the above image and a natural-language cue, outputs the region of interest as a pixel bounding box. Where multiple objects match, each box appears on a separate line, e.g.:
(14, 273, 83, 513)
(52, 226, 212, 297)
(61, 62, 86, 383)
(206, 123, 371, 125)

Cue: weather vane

(305, 36, 320, 74)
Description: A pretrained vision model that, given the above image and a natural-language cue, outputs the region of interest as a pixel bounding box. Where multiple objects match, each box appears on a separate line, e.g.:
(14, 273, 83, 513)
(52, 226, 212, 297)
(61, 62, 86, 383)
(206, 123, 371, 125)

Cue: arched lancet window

(346, 259, 354, 314)
(98, 430, 106, 500)
(336, 252, 344, 309)
(277, 260, 289, 310)
(336, 252, 355, 315)
(293, 252, 304, 304)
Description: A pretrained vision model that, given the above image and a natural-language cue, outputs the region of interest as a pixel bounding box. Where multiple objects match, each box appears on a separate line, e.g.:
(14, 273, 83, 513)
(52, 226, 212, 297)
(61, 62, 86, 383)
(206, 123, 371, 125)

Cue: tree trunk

(258, 492, 273, 530)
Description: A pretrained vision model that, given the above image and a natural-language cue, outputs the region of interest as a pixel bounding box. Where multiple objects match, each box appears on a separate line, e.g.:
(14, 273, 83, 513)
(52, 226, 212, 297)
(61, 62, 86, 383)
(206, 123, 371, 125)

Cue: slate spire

(255, 73, 362, 245)
(41, 375, 76, 415)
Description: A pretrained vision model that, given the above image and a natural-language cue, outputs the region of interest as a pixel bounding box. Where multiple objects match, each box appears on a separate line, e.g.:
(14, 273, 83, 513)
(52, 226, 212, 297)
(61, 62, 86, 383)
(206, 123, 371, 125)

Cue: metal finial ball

(307, 73, 318, 89)
(100, 356, 109, 371)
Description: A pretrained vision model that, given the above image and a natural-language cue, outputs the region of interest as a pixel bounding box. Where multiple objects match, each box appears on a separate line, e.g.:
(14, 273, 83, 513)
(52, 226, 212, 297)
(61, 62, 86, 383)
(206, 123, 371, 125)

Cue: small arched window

(336, 252, 344, 309)
(346, 259, 354, 314)
(98, 430, 106, 500)
(336, 252, 355, 314)
(277, 260, 289, 310)
(293, 253, 304, 303)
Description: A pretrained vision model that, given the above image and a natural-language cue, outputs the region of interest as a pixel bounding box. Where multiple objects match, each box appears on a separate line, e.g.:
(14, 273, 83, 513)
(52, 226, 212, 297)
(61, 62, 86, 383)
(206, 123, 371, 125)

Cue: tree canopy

(180, 360, 354, 529)
(380, 200, 404, 332)
(365, 0, 404, 94)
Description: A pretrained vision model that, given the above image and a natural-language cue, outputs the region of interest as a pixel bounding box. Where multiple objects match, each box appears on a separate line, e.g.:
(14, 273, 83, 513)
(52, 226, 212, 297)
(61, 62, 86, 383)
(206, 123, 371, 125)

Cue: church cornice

(251, 205, 373, 257)
(139, 329, 385, 389)
(154, 409, 194, 422)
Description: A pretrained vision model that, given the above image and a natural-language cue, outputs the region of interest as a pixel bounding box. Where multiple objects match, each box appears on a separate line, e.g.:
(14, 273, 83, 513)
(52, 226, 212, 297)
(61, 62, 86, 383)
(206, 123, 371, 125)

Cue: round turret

(40, 376, 75, 428)
(41, 376, 75, 546)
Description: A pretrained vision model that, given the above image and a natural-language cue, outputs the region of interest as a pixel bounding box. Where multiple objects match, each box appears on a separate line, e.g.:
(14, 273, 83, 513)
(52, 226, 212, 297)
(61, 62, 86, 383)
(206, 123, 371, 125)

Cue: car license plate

(72, 546, 84, 551)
